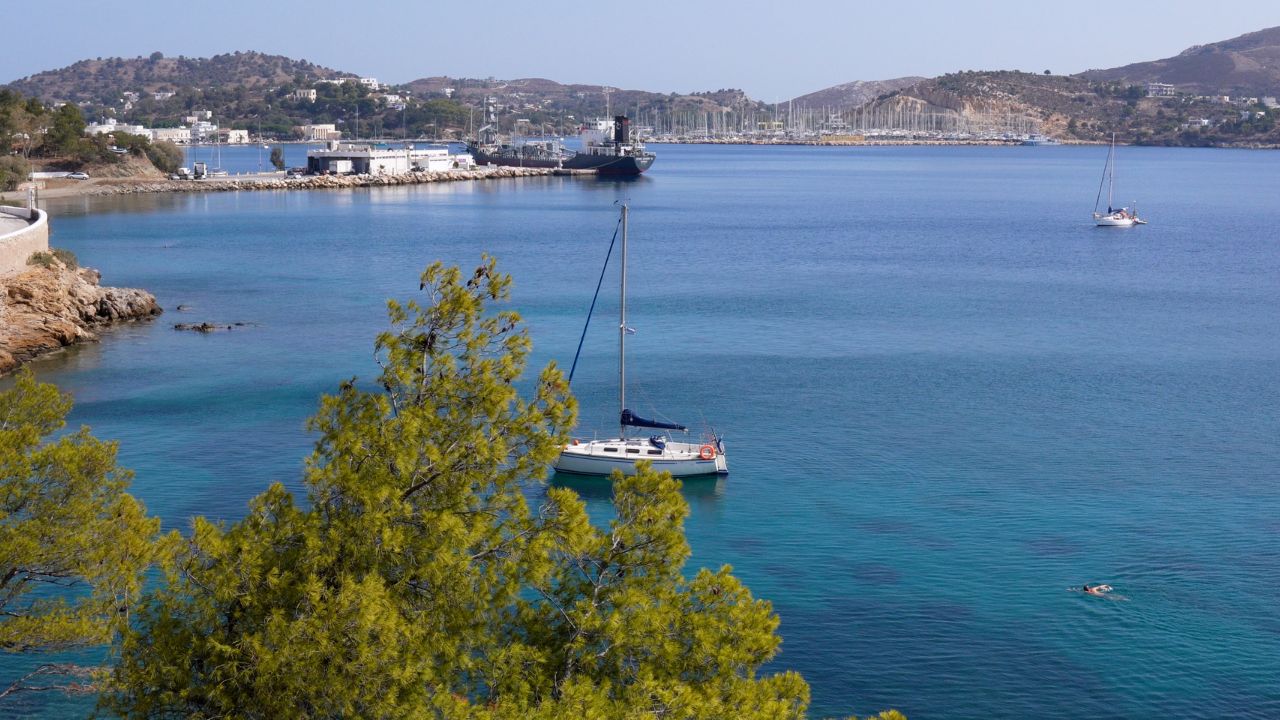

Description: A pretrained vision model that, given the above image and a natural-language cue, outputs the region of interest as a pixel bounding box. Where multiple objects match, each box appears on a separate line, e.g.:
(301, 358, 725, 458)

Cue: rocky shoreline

(0, 259, 161, 374)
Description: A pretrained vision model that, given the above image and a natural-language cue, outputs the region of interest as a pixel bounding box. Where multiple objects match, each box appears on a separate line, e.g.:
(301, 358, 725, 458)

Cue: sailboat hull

(1094, 213, 1137, 227)
(553, 438, 728, 477)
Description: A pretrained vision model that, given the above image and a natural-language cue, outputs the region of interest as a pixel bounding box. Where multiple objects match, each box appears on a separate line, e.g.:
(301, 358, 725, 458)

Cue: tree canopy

(103, 258, 812, 719)
(0, 370, 165, 700)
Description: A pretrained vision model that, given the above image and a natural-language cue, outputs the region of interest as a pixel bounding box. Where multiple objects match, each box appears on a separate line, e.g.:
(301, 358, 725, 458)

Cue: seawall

(0, 205, 49, 276)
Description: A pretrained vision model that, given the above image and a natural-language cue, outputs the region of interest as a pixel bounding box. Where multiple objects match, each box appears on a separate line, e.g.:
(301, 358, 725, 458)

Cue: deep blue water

(6, 143, 1280, 718)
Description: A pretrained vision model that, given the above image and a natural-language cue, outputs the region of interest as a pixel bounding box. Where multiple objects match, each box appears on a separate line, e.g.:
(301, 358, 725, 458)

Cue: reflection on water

(550, 471, 726, 502)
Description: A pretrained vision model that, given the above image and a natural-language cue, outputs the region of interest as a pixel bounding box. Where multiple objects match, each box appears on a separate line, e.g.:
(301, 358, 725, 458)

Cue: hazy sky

(3, 1, 1276, 99)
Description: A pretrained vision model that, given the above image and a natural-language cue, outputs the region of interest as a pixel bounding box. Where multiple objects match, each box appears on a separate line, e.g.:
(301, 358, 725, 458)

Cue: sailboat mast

(1108, 133, 1116, 210)
(619, 204, 628, 437)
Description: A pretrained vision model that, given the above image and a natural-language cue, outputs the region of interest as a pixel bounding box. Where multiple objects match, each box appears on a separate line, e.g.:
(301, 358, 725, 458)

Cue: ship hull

(470, 147, 654, 175)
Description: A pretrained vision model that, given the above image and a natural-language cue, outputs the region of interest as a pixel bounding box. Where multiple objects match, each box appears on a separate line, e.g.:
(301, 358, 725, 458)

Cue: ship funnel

(614, 115, 629, 143)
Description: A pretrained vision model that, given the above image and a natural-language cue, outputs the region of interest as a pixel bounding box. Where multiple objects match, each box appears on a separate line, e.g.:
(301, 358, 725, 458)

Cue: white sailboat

(1092, 133, 1145, 227)
(553, 204, 728, 478)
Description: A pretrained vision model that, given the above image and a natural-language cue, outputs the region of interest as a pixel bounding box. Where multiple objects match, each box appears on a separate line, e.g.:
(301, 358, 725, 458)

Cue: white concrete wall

(0, 207, 50, 277)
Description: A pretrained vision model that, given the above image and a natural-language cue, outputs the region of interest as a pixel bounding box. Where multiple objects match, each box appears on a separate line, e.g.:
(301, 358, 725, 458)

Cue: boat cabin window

(646, 449, 662, 455)
(602, 447, 618, 453)
(626, 448, 640, 454)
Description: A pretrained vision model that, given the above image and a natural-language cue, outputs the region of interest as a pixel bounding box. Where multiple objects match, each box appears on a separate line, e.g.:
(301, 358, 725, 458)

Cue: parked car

(66, 172, 90, 180)
(286, 167, 307, 177)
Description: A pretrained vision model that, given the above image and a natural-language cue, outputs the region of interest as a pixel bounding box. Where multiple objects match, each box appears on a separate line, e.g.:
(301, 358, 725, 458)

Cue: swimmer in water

(1082, 583, 1113, 596)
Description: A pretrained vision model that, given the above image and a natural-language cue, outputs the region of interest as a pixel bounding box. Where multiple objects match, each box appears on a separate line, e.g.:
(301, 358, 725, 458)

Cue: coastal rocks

(173, 321, 250, 332)
(0, 258, 161, 374)
(88, 166, 565, 197)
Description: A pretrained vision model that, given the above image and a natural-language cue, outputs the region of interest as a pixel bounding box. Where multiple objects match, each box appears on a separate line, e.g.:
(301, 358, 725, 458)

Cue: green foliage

(26, 248, 79, 270)
(0, 155, 27, 191)
(45, 104, 86, 155)
(105, 258, 811, 719)
(269, 146, 285, 170)
(144, 139, 184, 174)
(0, 370, 166, 699)
(25, 251, 55, 269)
(52, 248, 78, 269)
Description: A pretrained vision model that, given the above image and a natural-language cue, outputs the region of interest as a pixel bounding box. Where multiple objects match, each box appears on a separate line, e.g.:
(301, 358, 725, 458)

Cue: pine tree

(0, 370, 165, 701)
(105, 258, 811, 718)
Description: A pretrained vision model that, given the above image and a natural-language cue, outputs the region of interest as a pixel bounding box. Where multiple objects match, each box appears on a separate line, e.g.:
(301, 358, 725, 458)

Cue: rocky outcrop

(0, 259, 160, 374)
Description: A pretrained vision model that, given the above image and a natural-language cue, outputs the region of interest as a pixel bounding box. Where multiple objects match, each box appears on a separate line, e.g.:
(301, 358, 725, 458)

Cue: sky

(2, 1, 1276, 100)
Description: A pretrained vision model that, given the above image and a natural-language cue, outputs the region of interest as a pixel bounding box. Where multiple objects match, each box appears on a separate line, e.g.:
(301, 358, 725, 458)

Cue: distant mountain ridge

(1079, 25, 1280, 95)
(404, 75, 770, 126)
(6, 51, 356, 105)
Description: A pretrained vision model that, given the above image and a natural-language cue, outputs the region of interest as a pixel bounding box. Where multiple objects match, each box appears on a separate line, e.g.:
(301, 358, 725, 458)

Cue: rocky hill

(864, 69, 1278, 146)
(786, 77, 926, 110)
(1079, 26, 1280, 96)
(6, 51, 355, 106)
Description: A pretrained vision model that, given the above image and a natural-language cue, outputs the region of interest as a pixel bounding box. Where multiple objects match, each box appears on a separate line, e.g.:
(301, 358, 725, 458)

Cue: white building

(190, 120, 219, 142)
(288, 88, 318, 102)
(1145, 82, 1177, 98)
(306, 142, 473, 175)
(153, 91, 175, 101)
(84, 118, 151, 139)
(298, 123, 341, 141)
(359, 77, 381, 91)
(151, 127, 192, 144)
(222, 129, 251, 144)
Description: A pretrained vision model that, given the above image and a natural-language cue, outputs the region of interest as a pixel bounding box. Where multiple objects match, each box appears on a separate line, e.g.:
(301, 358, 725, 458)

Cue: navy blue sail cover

(621, 409, 687, 431)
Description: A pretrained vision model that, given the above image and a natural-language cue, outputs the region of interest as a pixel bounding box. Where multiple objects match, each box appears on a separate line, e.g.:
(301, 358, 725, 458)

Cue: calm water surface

(7, 144, 1280, 718)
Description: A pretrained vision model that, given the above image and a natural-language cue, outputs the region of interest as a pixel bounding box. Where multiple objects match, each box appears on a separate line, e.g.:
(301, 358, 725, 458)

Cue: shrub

(145, 140, 184, 174)
(26, 248, 77, 269)
(0, 155, 28, 191)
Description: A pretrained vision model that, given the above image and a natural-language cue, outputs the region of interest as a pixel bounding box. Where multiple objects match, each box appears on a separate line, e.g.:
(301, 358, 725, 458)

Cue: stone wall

(0, 206, 49, 277)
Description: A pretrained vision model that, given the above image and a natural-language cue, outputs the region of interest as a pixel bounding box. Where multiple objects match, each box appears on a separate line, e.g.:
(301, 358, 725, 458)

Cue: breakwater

(86, 166, 582, 196)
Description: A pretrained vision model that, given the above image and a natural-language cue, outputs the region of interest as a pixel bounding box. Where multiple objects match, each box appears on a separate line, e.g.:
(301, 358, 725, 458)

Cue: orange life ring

(699, 445, 716, 460)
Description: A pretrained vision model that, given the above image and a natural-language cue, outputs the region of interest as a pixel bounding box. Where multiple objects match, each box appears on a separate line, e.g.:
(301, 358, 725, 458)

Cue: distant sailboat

(1092, 133, 1145, 227)
(552, 204, 728, 477)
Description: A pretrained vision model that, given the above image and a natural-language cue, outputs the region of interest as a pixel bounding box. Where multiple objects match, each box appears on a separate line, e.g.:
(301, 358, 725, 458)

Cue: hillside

(1079, 25, 1280, 96)
(405, 75, 769, 130)
(866, 70, 1278, 146)
(6, 51, 356, 106)
(786, 77, 926, 110)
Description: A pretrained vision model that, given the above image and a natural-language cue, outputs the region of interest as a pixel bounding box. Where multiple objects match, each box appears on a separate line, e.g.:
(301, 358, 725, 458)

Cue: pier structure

(306, 142, 474, 176)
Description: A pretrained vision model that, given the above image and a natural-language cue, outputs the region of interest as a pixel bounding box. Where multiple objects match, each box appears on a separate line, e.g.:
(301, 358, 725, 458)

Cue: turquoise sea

(6, 143, 1280, 718)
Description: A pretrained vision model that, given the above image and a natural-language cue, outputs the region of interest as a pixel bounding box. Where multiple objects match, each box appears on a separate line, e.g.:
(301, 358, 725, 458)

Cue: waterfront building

(298, 124, 341, 141)
(84, 118, 151, 139)
(151, 127, 192, 144)
(190, 121, 218, 142)
(306, 142, 474, 176)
